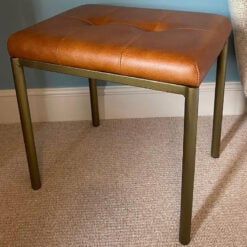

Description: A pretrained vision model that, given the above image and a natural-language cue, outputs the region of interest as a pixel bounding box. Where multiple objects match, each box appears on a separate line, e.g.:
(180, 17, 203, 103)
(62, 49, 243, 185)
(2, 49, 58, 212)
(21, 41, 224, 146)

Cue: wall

(0, 0, 239, 89)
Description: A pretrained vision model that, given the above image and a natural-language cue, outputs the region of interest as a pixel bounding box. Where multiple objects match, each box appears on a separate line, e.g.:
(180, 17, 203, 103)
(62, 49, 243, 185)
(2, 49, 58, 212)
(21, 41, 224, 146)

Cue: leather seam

(54, 30, 80, 64)
(192, 61, 200, 85)
(172, 27, 209, 32)
(152, 12, 172, 31)
(119, 33, 143, 70)
(64, 6, 121, 25)
(91, 6, 121, 24)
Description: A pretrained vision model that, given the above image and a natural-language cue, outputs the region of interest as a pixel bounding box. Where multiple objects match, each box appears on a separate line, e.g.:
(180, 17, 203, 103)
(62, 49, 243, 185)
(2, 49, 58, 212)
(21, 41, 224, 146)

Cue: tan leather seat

(7, 4, 231, 87)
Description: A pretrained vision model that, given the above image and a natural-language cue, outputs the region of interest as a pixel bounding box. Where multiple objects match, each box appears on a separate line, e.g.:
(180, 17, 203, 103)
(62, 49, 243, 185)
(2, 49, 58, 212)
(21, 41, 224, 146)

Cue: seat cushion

(7, 4, 232, 87)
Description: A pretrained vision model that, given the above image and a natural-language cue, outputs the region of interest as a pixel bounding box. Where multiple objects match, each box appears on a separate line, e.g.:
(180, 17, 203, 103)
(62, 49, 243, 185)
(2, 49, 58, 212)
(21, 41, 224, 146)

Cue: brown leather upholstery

(7, 4, 231, 87)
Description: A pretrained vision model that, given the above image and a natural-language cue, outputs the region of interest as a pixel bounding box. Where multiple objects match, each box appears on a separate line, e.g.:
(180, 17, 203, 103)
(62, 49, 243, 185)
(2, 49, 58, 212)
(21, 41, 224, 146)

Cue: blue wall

(0, 0, 239, 89)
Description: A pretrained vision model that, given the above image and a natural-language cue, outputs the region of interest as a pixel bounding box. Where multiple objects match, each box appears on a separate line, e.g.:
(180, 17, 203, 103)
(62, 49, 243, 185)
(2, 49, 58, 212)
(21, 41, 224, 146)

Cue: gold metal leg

(211, 41, 229, 158)
(11, 58, 41, 190)
(89, 78, 100, 127)
(179, 87, 199, 245)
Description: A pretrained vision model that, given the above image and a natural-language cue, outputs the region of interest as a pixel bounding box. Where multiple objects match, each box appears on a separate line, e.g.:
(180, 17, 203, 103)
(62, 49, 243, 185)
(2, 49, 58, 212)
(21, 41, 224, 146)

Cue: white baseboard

(0, 82, 246, 123)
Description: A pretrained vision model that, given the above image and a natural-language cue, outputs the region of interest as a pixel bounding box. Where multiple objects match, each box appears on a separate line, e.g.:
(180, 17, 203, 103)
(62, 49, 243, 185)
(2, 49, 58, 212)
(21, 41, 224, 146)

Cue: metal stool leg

(11, 58, 41, 190)
(89, 78, 100, 127)
(179, 87, 199, 245)
(211, 41, 229, 158)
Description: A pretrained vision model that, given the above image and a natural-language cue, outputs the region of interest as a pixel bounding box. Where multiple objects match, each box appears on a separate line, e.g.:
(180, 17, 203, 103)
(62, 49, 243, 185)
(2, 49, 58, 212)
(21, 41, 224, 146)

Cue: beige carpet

(0, 116, 247, 247)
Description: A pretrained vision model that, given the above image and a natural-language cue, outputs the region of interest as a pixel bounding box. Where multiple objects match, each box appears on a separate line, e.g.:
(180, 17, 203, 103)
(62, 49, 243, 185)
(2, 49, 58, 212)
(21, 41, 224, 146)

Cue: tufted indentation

(77, 20, 171, 32)
(7, 4, 232, 87)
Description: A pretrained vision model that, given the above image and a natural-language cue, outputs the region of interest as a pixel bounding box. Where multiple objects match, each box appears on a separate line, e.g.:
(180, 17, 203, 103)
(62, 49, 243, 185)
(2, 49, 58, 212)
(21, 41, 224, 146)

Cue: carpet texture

(0, 116, 247, 246)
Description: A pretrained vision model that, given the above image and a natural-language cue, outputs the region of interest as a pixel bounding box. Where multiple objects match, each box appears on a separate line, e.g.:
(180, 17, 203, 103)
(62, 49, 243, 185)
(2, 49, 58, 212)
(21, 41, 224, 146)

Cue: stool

(7, 4, 231, 245)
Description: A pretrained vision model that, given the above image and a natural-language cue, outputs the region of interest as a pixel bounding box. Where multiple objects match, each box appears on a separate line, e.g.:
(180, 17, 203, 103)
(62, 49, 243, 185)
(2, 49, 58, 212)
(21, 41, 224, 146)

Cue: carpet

(0, 116, 247, 246)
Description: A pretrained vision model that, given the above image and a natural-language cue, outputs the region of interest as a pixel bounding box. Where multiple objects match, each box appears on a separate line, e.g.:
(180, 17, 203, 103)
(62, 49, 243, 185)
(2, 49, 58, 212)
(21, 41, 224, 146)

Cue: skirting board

(0, 82, 246, 123)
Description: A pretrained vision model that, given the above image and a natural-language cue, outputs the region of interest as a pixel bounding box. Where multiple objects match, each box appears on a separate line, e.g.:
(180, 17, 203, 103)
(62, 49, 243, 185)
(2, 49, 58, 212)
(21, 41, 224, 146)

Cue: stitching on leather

(64, 6, 121, 25)
(66, 17, 94, 25)
(75, 22, 166, 32)
(152, 12, 172, 32)
(54, 29, 80, 64)
(192, 60, 200, 85)
(173, 27, 209, 32)
(64, 17, 211, 34)
(119, 33, 143, 70)
(93, 6, 121, 24)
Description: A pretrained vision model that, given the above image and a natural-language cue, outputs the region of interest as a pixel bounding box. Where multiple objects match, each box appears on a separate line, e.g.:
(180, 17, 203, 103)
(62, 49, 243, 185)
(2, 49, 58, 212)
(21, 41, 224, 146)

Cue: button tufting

(7, 4, 232, 87)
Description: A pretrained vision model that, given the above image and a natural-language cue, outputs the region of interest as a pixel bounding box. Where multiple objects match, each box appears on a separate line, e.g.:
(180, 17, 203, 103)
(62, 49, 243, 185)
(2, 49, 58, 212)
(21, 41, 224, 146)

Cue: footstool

(7, 4, 232, 245)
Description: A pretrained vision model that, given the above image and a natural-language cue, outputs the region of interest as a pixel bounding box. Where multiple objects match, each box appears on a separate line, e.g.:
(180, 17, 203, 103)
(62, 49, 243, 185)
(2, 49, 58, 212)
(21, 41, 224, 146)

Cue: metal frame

(10, 40, 228, 245)
(211, 41, 229, 158)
